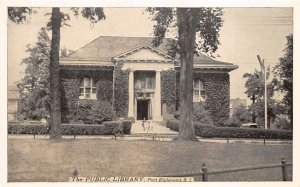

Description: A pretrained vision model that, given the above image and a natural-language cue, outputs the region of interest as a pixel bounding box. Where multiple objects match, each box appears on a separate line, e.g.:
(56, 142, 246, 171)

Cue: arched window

(193, 79, 206, 102)
(79, 77, 96, 99)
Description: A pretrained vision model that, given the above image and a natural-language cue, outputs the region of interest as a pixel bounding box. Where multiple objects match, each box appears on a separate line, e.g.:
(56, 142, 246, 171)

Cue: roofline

(65, 35, 175, 59)
(60, 60, 114, 66)
(112, 43, 177, 62)
(175, 64, 239, 72)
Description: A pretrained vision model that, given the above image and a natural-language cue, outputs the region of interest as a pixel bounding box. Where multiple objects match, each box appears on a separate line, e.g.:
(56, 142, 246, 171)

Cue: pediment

(113, 44, 176, 62)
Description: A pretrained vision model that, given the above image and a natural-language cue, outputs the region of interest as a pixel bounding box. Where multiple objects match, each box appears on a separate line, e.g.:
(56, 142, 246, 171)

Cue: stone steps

(131, 121, 178, 135)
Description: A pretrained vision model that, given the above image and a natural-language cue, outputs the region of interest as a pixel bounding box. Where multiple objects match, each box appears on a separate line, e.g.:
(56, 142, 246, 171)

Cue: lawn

(8, 138, 292, 182)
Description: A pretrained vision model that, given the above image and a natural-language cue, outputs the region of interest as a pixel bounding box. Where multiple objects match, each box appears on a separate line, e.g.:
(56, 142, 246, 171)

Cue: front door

(137, 100, 149, 120)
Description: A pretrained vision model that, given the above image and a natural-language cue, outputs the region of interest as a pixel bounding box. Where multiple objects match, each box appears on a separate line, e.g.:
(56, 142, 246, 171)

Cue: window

(193, 79, 205, 102)
(134, 72, 155, 90)
(79, 77, 96, 99)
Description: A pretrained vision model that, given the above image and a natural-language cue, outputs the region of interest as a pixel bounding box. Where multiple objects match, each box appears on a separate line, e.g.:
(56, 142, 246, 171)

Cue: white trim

(193, 79, 206, 102)
(79, 77, 97, 100)
(113, 43, 177, 62)
(60, 60, 114, 66)
(122, 62, 174, 71)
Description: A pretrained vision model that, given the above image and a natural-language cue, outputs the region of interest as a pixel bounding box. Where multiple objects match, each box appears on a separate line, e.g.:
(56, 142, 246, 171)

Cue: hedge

(8, 124, 49, 134)
(166, 120, 292, 140)
(8, 120, 132, 135)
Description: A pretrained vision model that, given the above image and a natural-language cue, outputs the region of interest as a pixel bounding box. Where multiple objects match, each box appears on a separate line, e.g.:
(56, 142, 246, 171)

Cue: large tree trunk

(49, 8, 62, 139)
(175, 8, 199, 141)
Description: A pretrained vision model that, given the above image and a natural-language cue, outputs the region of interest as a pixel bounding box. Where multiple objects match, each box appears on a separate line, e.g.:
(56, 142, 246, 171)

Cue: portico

(115, 43, 176, 121)
(126, 67, 174, 121)
(127, 69, 163, 121)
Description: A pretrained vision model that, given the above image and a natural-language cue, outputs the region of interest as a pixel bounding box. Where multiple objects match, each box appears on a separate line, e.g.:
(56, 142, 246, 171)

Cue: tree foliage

(225, 104, 251, 127)
(17, 28, 75, 121)
(146, 8, 223, 57)
(17, 27, 51, 120)
(243, 68, 278, 103)
(243, 68, 280, 128)
(8, 7, 36, 23)
(243, 34, 293, 129)
(273, 34, 293, 125)
(273, 115, 292, 130)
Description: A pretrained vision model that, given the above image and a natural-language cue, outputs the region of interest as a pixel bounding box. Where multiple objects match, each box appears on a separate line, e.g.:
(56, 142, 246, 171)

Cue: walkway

(130, 120, 178, 135)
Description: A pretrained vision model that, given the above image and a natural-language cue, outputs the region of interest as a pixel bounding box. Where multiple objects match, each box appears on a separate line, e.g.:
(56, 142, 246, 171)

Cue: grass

(8, 138, 292, 182)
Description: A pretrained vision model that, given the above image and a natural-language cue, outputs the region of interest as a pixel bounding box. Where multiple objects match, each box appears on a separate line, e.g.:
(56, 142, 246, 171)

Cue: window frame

(193, 79, 206, 102)
(134, 71, 155, 90)
(79, 77, 97, 99)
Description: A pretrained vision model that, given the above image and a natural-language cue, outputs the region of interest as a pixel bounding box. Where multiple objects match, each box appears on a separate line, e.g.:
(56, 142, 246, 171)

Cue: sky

(7, 7, 293, 103)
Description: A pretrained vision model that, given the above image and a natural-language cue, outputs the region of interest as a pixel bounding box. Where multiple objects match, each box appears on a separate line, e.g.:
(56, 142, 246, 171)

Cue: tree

(248, 98, 279, 128)
(224, 104, 251, 127)
(147, 8, 223, 141)
(243, 68, 279, 128)
(233, 104, 251, 124)
(17, 27, 51, 120)
(243, 70, 263, 104)
(273, 34, 293, 128)
(8, 7, 105, 139)
(17, 27, 75, 122)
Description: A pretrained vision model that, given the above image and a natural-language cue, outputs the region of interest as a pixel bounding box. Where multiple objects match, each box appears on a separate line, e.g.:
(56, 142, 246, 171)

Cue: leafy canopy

(146, 8, 223, 57)
(8, 7, 105, 26)
(273, 34, 293, 114)
(17, 27, 51, 120)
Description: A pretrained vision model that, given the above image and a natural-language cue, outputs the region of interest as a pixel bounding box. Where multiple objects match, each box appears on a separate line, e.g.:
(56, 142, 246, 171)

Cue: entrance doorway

(137, 99, 150, 120)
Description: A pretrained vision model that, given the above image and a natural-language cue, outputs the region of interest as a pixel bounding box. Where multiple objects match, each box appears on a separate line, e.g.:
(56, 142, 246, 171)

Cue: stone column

(128, 70, 134, 118)
(154, 70, 163, 121)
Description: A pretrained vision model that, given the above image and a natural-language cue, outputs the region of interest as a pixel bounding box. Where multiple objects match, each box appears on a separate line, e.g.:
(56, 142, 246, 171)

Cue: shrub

(8, 124, 48, 134)
(224, 104, 251, 127)
(273, 115, 292, 130)
(255, 117, 265, 129)
(75, 100, 115, 124)
(193, 103, 214, 126)
(166, 120, 292, 139)
(76, 99, 95, 124)
(122, 120, 132, 134)
(224, 116, 241, 127)
(173, 103, 215, 126)
(88, 100, 116, 124)
(166, 120, 180, 131)
(233, 104, 251, 123)
(8, 120, 132, 135)
(125, 116, 135, 123)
